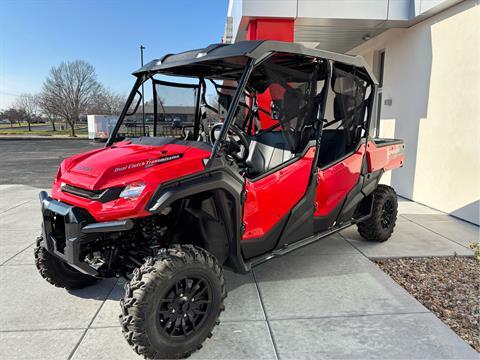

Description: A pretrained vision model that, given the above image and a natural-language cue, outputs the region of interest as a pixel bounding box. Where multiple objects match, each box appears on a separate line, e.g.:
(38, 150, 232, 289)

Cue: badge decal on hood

(114, 154, 183, 173)
(144, 154, 183, 168)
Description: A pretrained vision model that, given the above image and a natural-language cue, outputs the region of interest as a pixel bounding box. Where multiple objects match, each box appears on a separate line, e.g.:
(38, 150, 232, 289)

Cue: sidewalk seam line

(0, 327, 87, 333)
(266, 310, 430, 322)
(252, 270, 280, 360)
(0, 200, 32, 215)
(338, 232, 370, 259)
(67, 279, 119, 360)
(400, 214, 473, 250)
(0, 241, 36, 266)
(0, 311, 433, 333)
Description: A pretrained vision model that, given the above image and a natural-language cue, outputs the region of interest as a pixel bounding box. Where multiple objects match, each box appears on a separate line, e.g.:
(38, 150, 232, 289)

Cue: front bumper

(39, 191, 134, 276)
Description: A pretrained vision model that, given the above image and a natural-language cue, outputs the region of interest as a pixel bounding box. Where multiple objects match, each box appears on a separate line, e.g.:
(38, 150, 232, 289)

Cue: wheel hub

(158, 277, 212, 337)
(381, 199, 394, 229)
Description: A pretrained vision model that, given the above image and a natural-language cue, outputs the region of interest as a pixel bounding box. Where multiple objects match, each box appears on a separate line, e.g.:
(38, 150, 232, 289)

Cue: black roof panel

(133, 40, 376, 84)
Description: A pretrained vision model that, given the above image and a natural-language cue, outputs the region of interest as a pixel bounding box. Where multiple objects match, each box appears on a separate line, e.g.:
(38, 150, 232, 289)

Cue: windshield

(110, 74, 238, 145)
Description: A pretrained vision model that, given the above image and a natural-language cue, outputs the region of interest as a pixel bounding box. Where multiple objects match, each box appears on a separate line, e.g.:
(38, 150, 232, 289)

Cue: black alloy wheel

(381, 199, 394, 229)
(158, 276, 212, 338)
(357, 184, 398, 242)
(120, 245, 226, 359)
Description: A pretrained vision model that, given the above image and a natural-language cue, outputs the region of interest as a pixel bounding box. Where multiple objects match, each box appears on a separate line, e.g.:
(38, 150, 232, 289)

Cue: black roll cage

(105, 59, 255, 160)
(106, 41, 377, 171)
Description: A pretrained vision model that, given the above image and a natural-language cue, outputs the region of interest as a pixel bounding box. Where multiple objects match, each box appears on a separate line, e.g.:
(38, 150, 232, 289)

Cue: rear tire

(357, 185, 398, 242)
(34, 236, 97, 289)
(120, 245, 226, 359)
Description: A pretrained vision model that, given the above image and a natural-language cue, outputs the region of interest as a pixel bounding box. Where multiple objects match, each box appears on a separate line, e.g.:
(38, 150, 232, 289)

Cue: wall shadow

(450, 200, 480, 226)
(389, 23, 432, 199)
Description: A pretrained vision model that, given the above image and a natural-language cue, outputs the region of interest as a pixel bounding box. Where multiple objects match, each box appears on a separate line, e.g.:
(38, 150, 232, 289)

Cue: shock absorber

(140, 216, 166, 256)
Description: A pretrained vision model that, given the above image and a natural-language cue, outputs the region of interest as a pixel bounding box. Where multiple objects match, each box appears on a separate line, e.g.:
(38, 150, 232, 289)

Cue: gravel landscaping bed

(376, 256, 479, 352)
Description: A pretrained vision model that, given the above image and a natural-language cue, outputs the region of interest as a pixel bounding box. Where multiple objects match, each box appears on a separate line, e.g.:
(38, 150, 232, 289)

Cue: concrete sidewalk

(0, 185, 477, 359)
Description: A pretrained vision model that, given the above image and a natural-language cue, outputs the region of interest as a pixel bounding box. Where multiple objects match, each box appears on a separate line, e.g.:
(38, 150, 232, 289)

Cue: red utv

(35, 41, 405, 359)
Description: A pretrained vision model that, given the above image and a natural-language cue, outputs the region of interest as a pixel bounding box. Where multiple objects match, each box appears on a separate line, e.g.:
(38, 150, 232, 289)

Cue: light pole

(140, 45, 146, 135)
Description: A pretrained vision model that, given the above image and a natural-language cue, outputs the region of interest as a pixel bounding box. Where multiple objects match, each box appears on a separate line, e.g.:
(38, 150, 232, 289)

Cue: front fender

(147, 170, 249, 273)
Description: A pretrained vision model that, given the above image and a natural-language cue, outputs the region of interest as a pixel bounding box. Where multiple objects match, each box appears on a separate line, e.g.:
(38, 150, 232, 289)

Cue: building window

(375, 50, 385, 137)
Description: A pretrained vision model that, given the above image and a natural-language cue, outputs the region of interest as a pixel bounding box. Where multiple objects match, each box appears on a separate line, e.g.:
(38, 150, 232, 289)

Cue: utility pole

(140, 45, 146, 135)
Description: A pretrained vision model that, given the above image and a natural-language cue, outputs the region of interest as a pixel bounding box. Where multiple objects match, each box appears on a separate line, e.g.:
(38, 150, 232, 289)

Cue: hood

(59, 140, 211, 190)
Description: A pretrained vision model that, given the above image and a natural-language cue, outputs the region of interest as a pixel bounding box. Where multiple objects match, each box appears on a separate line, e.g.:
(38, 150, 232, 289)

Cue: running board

(247, 222, 353, 269)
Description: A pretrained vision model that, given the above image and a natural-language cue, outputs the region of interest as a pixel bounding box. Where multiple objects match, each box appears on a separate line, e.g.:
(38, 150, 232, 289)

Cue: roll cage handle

(106, 76, 145, 147)
(207, 59, 255, 167)
(126, 90, 143, 116)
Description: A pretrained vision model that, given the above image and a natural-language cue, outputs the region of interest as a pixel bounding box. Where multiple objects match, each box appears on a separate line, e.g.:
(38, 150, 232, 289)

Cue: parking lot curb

(0, 136, 91, 141)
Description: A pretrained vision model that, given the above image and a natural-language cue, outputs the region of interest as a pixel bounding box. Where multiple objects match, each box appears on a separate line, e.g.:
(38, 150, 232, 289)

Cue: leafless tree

(15, 93, 39, 131)
(37, 92, 60, 131)
(89, 87, 125, 115)
(0, 108, 25, 127)
(41, 60, 101, 136)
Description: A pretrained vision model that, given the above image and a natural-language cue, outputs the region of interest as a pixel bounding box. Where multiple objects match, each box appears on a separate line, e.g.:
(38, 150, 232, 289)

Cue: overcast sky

(0, 0, 228, 109)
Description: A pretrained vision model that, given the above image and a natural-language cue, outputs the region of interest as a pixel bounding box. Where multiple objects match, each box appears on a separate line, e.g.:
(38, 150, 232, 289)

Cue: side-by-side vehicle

(35, 40, 405, 359)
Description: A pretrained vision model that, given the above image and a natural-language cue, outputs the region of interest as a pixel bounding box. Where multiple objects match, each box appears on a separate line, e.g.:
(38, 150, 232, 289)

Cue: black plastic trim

(241, 214, 289, 259)
(313, 197, 344, 233)
(146, 166, 249, 273)
(81, 220, 134, 234)
(61, 184, 124, 203)
(336, 174, 365, 225)
(39, 191, 99, 276)
(39, 191, 136, 277)
(248, 221, 353, 268)
(276, 176, 316, 248)
(370, 137, 404, 147)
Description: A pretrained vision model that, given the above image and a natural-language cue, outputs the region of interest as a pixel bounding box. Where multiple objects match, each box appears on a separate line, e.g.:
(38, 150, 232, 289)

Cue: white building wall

(349, 0, 480, 224)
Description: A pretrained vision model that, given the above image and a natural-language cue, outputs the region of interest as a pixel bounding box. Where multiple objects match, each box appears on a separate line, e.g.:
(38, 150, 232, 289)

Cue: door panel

(242, 147, 316, 240)
(314, 145, 365, 220)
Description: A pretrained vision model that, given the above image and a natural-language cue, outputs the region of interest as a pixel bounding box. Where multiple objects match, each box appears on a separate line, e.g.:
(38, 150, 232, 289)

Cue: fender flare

(147, 170, 249, 273)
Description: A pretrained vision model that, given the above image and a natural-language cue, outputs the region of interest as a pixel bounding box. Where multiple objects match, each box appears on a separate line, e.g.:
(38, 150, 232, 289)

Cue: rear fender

(366, 139, 405, 172)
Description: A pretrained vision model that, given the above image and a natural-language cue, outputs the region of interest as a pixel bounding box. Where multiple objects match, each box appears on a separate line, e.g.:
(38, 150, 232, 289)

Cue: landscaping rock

(376, 256, 480, 352)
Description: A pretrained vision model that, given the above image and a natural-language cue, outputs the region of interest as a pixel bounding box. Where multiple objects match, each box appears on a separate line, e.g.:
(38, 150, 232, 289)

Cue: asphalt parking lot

(0, 139, 101, 188)
(0, 138, 478, 359)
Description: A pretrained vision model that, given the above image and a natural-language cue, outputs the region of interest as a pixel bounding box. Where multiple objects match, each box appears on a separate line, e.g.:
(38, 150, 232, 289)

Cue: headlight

(119, 181, 146, 200)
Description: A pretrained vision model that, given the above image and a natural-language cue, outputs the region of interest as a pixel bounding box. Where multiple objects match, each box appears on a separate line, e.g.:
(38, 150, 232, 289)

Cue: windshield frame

(106, 59, 256, 165)
(151, 78, 202, 138)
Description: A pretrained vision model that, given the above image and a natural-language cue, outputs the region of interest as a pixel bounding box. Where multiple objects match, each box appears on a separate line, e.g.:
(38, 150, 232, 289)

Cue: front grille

(61, 184, 124, 203)
(61, 184, 104, 199)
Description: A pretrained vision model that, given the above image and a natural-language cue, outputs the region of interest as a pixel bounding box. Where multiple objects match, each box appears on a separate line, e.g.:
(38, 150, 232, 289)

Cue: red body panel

(52, 141, 210, 222)
(50, 137, 403, 233)
(314, 145, 365, 217)
(366, 141, 405, 172)
(242, 147, 316, 240)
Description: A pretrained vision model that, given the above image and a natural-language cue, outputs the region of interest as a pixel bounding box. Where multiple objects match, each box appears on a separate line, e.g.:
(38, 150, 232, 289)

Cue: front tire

(34, 236, 98, 289)
(357, 185, 398, 242)
(120, 245, 226, 359)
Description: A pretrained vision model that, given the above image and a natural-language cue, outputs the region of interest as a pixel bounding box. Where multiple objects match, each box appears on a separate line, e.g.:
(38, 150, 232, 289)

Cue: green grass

(0, 128, 88, 137)
(0, 122, 51, 129)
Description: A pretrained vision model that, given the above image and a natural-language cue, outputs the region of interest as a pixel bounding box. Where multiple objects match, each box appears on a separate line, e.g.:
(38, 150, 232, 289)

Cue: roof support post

(246, 18, 295, 129)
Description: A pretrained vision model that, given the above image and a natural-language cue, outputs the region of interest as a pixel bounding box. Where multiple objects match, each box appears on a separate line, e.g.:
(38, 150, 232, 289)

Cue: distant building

(124, 105, 195, 124)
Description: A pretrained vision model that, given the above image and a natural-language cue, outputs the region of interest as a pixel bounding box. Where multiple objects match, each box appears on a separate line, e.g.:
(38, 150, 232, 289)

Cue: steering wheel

(210, 123, 249, 163)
